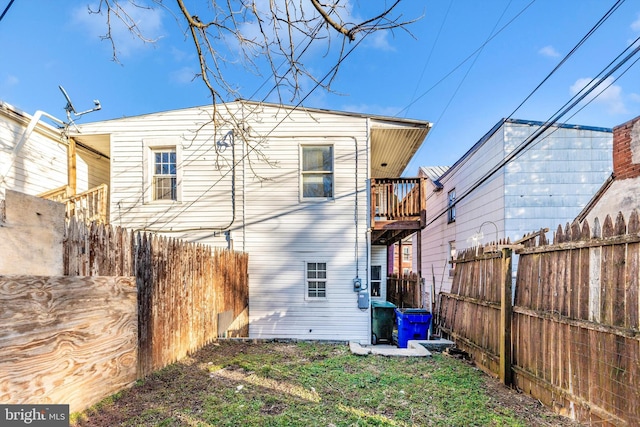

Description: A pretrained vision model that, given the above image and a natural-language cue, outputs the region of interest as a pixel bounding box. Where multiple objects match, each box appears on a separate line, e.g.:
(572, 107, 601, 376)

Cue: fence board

(63, 220, 249, 378)
(439, 210, 640, 425)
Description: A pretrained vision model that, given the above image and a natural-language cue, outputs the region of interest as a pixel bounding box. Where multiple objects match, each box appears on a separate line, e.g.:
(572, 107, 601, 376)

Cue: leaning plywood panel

(0, 275, 137, 414)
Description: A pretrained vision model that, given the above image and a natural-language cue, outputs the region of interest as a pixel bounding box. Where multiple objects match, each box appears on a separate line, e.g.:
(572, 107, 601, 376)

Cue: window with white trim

(306, 262, 327, 298)
(153, 149, 177, 201)
(301, 145, 333, 198)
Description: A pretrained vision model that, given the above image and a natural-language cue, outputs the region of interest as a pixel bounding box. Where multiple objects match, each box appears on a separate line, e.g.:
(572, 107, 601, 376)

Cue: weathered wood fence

(438, 212, 640, 426)
(64, 218, 249, 376)
(1, 218, 249, 413)
(387, 273, 423, 308)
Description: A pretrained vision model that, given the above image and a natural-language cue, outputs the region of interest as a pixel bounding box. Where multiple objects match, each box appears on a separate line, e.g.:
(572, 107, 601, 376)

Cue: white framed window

(301, 145, 333, 199)
(143, 138, 182, 203)
(447, 189, 456, 223)
(153, 149, 177, 200)
(306, 262, 327, 299)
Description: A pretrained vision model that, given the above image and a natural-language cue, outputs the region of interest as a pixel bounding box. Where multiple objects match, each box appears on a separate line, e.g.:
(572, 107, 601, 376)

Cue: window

(301, 146, 333, 198)
(447, 189, 456, 223)
(153, 149, 177, 200)
(403, 246, 411, 262)
(371, 265, 382, 297)
(306, 262, 327, 298)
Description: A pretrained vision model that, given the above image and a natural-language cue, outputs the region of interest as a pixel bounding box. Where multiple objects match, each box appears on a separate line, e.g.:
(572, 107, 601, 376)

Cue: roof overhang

(370, 121, 431, 178)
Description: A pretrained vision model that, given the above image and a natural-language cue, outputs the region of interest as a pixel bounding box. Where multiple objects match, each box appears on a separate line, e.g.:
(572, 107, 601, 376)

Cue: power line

(425, 1, 515, 142)
(0, 0, 15, 23)
(404, 2, 452, 118)
(395, 0, 537, 118)
(505, 0, 626, 120)
(143, 17, 383, 232)
(424, 32, 640, 230)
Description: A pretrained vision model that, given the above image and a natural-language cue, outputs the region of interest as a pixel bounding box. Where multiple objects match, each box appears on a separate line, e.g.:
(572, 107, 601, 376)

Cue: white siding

(80, 103, 373, 342)
(243, 107, 370, 342)
(81, 107, 243, 249)
(1, 110, 109, 196)
(420, 120, 612, 294)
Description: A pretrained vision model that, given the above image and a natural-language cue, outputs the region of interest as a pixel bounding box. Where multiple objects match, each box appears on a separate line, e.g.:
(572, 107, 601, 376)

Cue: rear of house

(77, 101, 430, 343)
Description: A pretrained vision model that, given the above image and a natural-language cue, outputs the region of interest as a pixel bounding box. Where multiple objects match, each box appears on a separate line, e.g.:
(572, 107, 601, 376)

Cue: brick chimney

(613, 116, 640, 180)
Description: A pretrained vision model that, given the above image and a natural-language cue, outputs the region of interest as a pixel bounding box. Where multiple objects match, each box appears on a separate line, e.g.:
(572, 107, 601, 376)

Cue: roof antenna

(58, 85, 101, 126)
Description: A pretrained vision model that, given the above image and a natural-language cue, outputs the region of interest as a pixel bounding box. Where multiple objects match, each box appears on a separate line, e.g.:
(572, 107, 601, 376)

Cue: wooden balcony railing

(370, 178, 426, 245)
(39, 184, 108, 224)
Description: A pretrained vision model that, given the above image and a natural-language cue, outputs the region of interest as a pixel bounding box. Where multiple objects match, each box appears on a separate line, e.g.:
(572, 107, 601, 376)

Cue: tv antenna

(58, 85, 101, 125)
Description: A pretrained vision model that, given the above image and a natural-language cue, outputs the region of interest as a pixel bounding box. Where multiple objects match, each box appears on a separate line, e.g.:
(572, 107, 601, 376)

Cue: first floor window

(301, 145, 333, 198)
(153, 148, 177, 200)
(307, 262, 327, 298)
(371, 265, 382, 297)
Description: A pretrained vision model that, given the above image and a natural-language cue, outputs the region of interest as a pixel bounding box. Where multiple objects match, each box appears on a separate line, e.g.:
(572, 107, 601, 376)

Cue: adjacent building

(416, 118, 613, 294)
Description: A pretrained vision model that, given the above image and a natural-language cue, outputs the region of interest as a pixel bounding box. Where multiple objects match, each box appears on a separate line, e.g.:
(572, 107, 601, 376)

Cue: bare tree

(87, 1, 418, 185)
(90, 0, 416, 103)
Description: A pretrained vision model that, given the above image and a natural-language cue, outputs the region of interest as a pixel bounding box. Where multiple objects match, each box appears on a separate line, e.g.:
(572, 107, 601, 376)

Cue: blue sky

(2, 1, 640, 174)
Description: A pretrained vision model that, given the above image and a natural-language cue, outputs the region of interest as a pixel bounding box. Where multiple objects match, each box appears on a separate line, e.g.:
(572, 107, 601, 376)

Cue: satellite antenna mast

(58, 85, 101, 125)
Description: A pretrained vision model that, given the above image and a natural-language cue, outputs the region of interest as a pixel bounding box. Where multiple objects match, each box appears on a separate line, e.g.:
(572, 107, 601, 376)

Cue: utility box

(371, 300, 396, 345)
(395, 308, 432, 348)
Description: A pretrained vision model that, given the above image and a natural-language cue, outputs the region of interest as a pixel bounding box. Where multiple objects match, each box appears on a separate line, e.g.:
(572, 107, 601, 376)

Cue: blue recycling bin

(395, 308, 432, 348)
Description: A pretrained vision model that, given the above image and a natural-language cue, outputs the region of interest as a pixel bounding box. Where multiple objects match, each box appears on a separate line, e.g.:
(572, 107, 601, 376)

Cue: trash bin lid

(396, 308, 430, 314)
(371, 300, 396, 309)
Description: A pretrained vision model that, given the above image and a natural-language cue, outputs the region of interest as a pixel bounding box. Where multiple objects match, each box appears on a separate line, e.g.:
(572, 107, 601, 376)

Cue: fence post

(499, 247, 513, 386)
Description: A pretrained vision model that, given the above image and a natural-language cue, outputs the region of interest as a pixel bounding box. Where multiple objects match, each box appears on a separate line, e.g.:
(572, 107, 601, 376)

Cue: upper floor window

(143, 138, 181, 204)
(301, 146, 333, 198)
(153, 149, 177, 201)
(447, 189, 456, 223)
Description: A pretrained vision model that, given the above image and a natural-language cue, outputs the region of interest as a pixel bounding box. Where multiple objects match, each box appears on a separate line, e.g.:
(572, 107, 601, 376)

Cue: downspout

(137, 130, 237, 246)
(0, 110, 65, 186)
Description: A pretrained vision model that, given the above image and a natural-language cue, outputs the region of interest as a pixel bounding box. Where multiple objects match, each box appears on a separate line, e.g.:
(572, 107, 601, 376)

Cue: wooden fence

(437, 212, 640, 425)
(387, 273, 423, 308)
(63, 217, 249, 377)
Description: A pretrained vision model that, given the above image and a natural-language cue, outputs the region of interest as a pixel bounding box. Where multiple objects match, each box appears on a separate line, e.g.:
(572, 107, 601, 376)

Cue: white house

(70, 100, 431, 343)
(0, 101, 109, 200)
(416, 118, 612, 294)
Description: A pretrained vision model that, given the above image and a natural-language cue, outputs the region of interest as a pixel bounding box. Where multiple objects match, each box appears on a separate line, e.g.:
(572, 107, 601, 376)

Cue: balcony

(38, 184, 109, 224)
(371, 178, 426, 245)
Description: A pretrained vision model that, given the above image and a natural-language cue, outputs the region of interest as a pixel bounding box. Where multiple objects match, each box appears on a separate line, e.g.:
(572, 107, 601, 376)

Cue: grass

(71, 341, 571, 427)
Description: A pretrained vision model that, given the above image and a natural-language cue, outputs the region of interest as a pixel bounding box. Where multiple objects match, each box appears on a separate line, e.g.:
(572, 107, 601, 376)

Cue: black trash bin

(371, 300, 396, 345)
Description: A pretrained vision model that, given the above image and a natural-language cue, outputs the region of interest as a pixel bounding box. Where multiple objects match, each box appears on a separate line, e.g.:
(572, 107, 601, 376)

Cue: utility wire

(419, 0, 628, 181)
(395, 0, 537, 118)
(425, 1, 514, 145)
(505, 0, 626, 120)
(404, 2, 452, 118)
(0, 0, 15, 23)
(424, 33, 640, 230)
(147, 17, 382, 231)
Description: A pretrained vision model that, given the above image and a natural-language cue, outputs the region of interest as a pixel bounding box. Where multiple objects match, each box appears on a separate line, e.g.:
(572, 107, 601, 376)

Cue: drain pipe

(0, 108, 65, 186)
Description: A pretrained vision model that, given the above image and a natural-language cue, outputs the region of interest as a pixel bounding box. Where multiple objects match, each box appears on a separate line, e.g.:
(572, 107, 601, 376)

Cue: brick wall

(613, 115, 640, 180)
